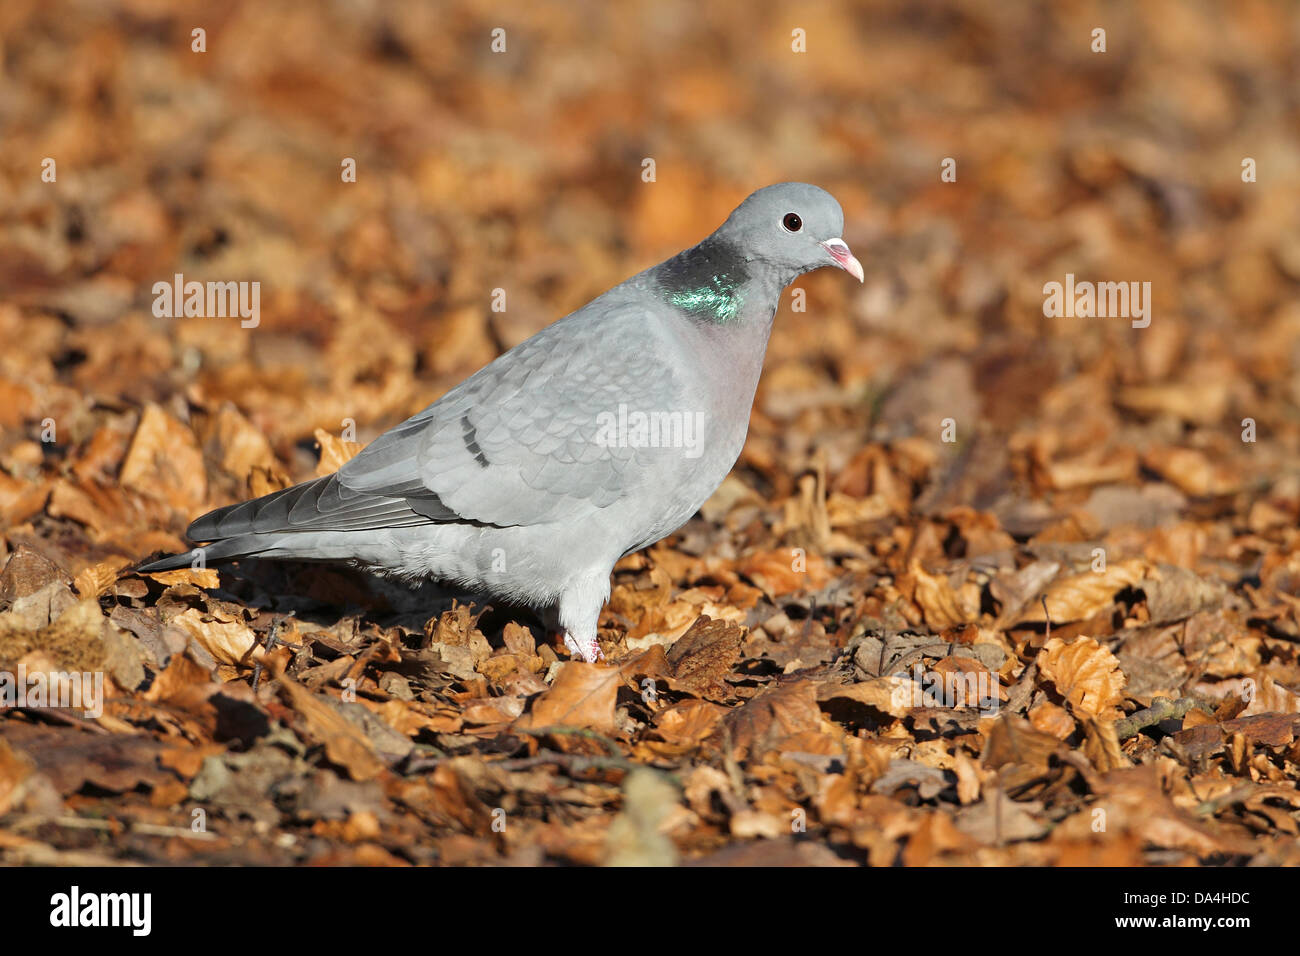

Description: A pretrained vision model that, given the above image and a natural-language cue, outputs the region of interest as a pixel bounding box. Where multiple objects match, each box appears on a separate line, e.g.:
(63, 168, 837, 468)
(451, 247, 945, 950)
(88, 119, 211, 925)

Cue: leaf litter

(1, 0, 1299, 866)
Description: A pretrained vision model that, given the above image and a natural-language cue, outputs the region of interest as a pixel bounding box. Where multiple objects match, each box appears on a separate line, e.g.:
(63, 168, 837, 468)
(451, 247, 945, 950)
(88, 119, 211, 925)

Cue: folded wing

(338, 306, 678, 526)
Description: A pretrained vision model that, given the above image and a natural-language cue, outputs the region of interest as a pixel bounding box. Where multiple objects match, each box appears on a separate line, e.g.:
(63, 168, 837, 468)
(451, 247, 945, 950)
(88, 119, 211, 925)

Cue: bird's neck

(651, 236, 790, 328)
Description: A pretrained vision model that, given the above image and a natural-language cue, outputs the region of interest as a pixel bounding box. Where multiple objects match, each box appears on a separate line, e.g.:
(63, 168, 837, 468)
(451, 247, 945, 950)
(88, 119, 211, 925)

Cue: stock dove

(140, 183, 863, 662)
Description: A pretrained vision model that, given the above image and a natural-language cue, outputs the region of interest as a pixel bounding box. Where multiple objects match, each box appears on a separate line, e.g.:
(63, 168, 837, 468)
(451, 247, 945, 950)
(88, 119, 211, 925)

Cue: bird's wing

(336, 303, 684, 527)
(185, 470, 435, 541)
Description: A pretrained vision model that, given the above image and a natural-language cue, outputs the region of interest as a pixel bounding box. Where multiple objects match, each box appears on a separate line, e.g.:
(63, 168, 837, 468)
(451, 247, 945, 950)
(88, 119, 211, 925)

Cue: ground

(0, 0, 1299, 866)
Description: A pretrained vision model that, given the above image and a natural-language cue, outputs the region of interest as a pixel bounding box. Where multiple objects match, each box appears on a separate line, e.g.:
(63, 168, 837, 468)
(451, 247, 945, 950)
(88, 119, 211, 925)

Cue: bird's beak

(821, 238, 864, 283)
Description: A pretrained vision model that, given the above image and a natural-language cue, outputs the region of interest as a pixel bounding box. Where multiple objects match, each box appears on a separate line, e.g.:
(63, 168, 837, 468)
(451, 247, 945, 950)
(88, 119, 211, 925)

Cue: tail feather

(187, 474, 430, 540)
(135, 551, 199, 573)
(136, 473, 442, 574)
(136, 537, 276, 573)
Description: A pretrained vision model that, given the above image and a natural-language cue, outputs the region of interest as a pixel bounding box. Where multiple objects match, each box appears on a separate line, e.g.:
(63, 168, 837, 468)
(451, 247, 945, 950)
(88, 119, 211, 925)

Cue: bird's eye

(782, 212, 802, 232)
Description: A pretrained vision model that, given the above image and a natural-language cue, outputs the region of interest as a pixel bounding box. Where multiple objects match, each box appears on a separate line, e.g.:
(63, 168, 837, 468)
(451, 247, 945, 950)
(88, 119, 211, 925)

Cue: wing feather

(338, 303, 683, 527)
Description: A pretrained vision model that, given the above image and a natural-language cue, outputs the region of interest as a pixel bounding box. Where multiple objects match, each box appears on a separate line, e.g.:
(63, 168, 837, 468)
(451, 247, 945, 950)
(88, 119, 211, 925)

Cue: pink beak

(822, 238, 864, 282)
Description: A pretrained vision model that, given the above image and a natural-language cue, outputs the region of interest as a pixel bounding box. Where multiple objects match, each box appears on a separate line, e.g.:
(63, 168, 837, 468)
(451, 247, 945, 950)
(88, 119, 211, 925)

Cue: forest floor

(1, 0, 1299, 865)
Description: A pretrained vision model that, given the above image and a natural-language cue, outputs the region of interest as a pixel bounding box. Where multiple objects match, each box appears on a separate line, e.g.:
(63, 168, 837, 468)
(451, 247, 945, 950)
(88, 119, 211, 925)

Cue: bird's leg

(562, 631, 603, 663)
(556, 575, 610, 664)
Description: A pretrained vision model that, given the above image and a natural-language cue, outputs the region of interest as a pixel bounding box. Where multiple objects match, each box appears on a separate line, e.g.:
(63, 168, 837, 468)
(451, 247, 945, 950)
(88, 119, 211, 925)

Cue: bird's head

(719, 182, 863, 283)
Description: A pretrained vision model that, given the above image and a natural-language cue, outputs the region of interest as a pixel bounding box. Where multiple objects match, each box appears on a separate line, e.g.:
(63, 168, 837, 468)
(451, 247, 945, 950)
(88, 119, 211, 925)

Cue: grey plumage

(138, 183, 863, 662)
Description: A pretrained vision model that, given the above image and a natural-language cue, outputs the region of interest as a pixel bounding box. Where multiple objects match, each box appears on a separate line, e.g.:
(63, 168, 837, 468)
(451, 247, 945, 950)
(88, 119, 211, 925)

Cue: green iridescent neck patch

(666, 272, 745, 324)
(656, 239, 749, 325)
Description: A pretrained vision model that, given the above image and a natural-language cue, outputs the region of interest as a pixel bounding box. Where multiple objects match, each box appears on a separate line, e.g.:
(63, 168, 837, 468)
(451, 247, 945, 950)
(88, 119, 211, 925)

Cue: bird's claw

(562, 631, 603, 663)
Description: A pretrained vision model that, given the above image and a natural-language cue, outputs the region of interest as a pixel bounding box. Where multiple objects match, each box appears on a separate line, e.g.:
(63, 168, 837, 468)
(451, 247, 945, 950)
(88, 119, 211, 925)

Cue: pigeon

(138, 182, 863, 663)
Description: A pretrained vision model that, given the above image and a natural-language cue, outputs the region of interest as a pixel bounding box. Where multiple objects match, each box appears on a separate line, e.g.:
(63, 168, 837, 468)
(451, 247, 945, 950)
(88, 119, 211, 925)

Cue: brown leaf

(140, 566, 221, 589)
(0, 546, 71, 604)
(1036, 636, 1126, 721)
(954, 791, 1048, 844)
(624, 601, 700, 645)
(119, 403, 207, 513)
(1172, 713, 1300, 759)
(1140, 565, 1224, 625)
(272, 661, 387, 781)
(990, 560, 1061, 627)
(720, 680, 823, 760)
(1012, 560, 1148, 625)
(158, 742, 226, 779)
(3, 723, 176, 795)
(0, 738, 35, 815)
(1140, 445, 1240, 496)
(651, 699, 729, 748)
(501, 621, 536, 656)
(981, 716, 1066, 793)
(1242, 671, 1300, 716)
(1028, 699, 1075, 739)
(1082, 716, 1128, 771)
(169, 606, 258, 667)
(665, 615, 744, 697)
(314, 427, 362, 477)
(738, 548, 830, 597)
(817, 676, 914, 721)
(205, 403, 280, 482)
(71, 557, 130, 599)
(907, 560, 978, 631)
(515, 661, 622, 734)
(461, 696, 526, 726)
(424, 601, 489, 652)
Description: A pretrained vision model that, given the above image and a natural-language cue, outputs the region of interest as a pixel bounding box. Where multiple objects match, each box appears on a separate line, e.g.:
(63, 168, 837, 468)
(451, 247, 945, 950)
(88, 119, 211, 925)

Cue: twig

(1114, 696, 1209, 740)
(402, 725, 627, 774)
(129, 822, 217, 841)
(1193, 783, 1257, 818)
(11, 707, 111, 734)
(408, 747, 679, 786)
(491, 749, 639, 774)
(251, 612, 294, 692)
(11, 816, 216, 841)
(514, 725, 624, 755)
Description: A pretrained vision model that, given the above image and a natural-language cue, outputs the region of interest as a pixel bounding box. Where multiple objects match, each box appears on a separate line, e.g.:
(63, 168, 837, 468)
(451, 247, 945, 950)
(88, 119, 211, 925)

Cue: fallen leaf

(273, 662, 387, 781)
(170, 606, 258, 667)
(314, 427, 362, 476)
(119, 404, 207, 512)
(1012, 560, 1148, 625)
(515, 661, 622, 735)
(1037, 636, 1126, 721)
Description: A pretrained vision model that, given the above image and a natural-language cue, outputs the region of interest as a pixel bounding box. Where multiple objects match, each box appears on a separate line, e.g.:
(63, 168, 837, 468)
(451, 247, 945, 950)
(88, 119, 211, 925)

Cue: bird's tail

(135, 536, 279, 573)
(135, 472, 430, 574)
(135, 475, 337, 573)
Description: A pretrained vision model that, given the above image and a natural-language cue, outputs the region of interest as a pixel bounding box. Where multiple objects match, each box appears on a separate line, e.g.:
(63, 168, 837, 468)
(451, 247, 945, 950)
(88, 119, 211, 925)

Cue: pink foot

(562, 631, 603, 663)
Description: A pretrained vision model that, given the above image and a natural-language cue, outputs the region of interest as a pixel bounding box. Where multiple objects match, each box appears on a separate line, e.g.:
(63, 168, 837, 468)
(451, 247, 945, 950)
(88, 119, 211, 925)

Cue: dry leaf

(273, 662, 386, 781)
(314, 427, 363, 477)
(908, 561, 978, 630)
(119, 404, 207, 512)
(170, 606, 258, 667)
(1012, 560, 1148, 625)
(1037, 637, 1126, 722)
(515, 662, 622, 734)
